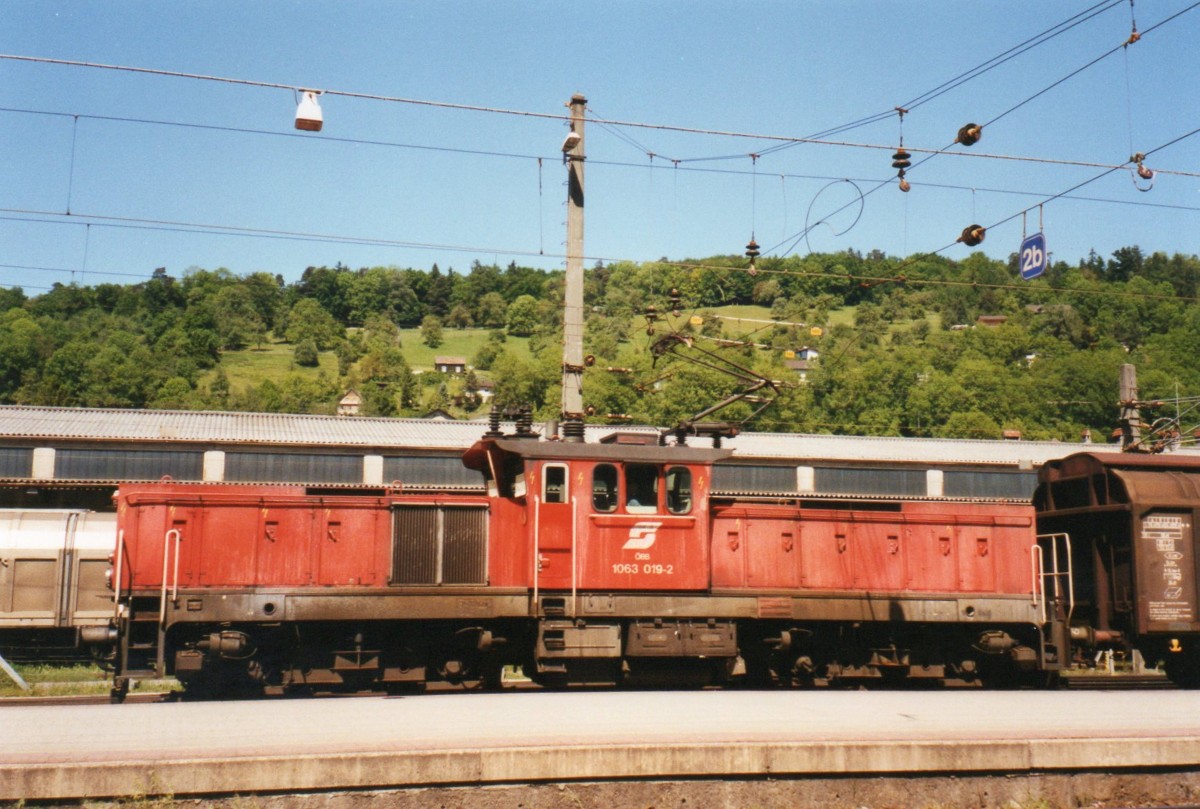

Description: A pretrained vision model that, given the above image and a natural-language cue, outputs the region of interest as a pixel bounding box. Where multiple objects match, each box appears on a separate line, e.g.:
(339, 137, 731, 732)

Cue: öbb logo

(622, 521, 663, 551)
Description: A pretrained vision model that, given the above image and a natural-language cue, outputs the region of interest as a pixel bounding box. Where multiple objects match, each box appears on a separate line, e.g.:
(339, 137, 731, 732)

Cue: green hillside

(4, 247, 1198, 441)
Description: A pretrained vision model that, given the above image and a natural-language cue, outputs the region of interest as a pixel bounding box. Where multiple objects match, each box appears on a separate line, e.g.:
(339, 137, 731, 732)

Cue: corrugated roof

(720, 430, 1135, 466)
(0, 405, 1188, 467)
(0, 406, 485, 448)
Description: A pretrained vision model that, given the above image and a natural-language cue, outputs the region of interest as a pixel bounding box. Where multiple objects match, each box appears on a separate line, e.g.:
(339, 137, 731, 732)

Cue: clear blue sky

(2, 1, 1198, 292)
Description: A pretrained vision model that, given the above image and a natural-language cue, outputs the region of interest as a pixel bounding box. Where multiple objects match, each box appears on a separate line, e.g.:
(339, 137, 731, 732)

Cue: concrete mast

(561, 93, 587, 439)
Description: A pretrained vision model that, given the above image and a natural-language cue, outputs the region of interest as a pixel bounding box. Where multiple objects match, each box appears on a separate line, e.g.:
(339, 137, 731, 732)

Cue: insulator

(958, 224, 986, 247)
(891, 149, 911, 169)
(956, 123, 982, 147)
(745, 238, 761, 276)
(1137, 164, 1154, 180)
(584, 354, 596, 367)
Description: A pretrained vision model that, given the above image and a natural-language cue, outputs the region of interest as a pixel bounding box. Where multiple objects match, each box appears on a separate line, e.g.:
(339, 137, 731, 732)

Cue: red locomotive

(89, 420, 1088, 699)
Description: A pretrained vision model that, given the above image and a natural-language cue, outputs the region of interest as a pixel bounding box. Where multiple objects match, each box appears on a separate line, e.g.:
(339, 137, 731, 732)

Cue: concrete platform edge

(5, 737, 1200, 801)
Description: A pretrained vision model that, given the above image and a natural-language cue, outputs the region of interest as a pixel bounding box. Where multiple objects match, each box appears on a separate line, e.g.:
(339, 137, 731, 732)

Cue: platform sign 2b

(1019, 232, 1047, 280)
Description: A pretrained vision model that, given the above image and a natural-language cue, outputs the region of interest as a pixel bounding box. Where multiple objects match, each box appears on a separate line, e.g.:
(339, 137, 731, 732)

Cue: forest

(3, 243, 1199, 442)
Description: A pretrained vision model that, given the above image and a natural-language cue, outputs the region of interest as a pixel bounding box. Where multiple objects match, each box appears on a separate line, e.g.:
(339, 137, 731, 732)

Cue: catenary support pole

(561, 93, 587, 438)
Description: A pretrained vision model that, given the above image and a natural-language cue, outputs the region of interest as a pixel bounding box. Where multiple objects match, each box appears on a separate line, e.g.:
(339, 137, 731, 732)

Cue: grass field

(394, 328, 532, 368)
(212, 342, 339, 393)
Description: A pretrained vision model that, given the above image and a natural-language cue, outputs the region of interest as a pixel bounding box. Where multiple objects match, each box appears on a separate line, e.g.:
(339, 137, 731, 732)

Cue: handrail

(571, 495, 578, 618)
(1030, 543, 1045, 621)
(532, 494, 540, 613)
(159, 528, 181, 629)
(171, 528, 183, 604)
(112, 528, 124, 621)
(1034, 532, 1075, 627)
(1061, 532, 1075, 628)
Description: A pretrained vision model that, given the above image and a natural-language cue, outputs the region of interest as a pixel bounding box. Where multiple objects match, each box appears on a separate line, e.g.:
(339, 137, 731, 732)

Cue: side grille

(391, 504, 487, 586)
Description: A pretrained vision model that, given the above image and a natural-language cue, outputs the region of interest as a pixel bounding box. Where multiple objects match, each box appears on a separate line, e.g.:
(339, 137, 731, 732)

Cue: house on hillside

(783, 347, 819, 382)
(336, 390, 362, 416)
(434, 356, 467, 374)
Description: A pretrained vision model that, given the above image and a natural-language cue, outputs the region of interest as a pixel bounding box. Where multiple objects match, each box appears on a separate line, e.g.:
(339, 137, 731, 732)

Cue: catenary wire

(5, 115, 1199, 302)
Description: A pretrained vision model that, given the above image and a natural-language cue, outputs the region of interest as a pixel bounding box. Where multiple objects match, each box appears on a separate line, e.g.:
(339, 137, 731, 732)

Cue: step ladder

(1033, 532, 1074, 670)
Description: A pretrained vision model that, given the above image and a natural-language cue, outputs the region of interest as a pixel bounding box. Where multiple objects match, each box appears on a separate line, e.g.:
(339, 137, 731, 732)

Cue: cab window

(592, 464, 617, 512)
(543, 464, 567, 504)
(626, 463, 659, 513)
(666, 466, 692, 514)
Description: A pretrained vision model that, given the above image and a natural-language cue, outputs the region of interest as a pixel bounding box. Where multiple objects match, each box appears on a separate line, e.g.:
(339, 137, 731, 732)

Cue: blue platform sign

(1020, 232, 1047, 280)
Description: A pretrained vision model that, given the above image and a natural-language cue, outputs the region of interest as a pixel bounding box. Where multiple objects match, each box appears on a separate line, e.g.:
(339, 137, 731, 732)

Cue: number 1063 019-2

(612, 563, 674, 575)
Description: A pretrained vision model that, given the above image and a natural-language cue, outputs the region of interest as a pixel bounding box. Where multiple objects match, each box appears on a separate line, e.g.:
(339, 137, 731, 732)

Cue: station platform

(4, 690, 1200, 805)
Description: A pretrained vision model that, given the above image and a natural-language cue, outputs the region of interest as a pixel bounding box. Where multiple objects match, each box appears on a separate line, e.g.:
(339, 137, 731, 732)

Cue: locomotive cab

(464, 434, 739, 686)
(463, 434, 730, 593)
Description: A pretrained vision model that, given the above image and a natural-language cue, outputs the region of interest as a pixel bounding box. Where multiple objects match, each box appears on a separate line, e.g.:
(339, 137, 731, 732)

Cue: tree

(1106, 246, 1144, 282)
(457, 261, 504, 308)
(210, 285, 267, 350)
(506, 294, 541, 337)
(294, 338, 320, 367)
(209, 366, 231, 405)
(476, 292, 508, 328)
(490, 350, 556, 411)
(426, 264, 452, 316)
(241, 272, 285, 331)
(447, 303, 474, 329)
(283, 299, 344, 350)
(335, 340, 359, 376)
(502, 262, 548, 301)
(150, 377, 197, 409)
(0, 287, 28, 313)
(420, 315, 444, 348)
(295, 265, 350, 322)
(359, 345, 418, 415)
(0, 310, 46, 400)
(472, 341, 501, 371)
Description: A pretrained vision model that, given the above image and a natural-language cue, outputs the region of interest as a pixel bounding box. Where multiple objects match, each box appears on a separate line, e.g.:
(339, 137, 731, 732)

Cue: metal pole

(561, 94, 586, 432)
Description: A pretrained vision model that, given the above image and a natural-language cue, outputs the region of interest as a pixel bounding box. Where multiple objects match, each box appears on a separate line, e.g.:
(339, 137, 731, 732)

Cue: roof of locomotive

(462, 437, 734, 471)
